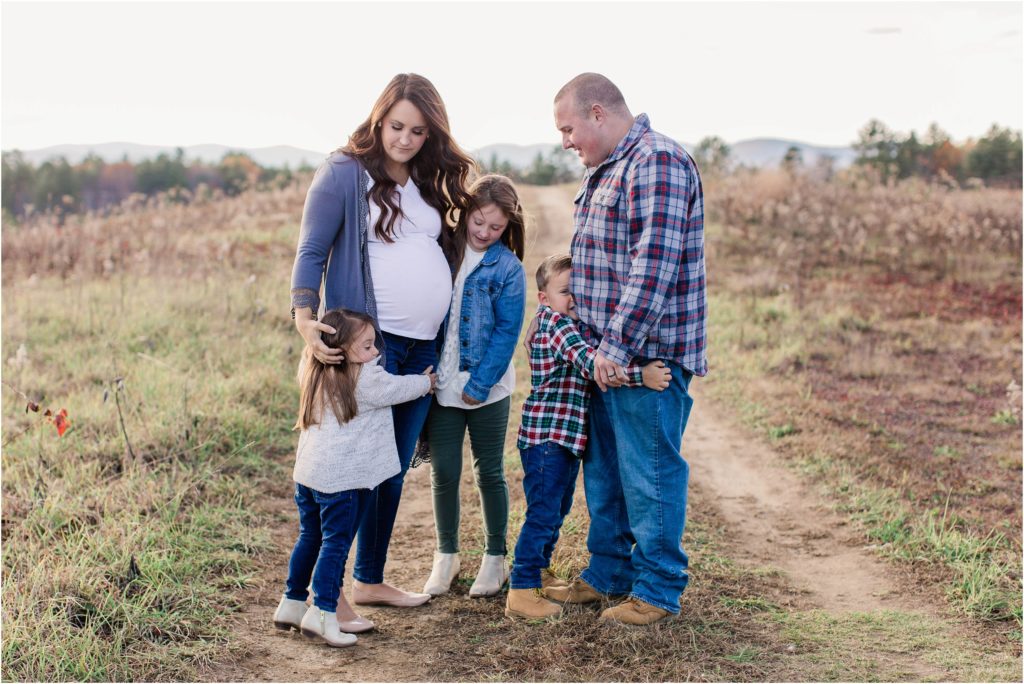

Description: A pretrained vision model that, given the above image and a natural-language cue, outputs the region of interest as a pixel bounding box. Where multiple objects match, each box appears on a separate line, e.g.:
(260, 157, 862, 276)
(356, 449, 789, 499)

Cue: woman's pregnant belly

(368, 236, 453, 340)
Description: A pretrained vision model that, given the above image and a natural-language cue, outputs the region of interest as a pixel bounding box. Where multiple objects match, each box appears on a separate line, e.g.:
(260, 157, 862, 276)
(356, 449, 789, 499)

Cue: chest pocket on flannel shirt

(588, 187, 622, 236)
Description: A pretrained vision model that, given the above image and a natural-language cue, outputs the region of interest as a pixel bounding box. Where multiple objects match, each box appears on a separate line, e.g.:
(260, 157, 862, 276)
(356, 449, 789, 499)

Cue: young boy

(505, 254, 671, 619)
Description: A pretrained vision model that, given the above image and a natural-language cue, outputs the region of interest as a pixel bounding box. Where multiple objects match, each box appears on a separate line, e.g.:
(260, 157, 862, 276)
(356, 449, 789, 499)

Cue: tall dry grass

(709, 167, 1022, 289)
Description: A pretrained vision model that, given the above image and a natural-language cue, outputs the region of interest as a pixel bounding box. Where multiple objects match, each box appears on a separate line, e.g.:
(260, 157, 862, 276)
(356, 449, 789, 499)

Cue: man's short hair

(536, 253, 572, 291)
(555, 73, 628, 115)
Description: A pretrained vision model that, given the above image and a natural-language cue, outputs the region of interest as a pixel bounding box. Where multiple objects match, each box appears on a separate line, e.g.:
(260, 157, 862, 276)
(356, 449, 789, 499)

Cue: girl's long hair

(442, 174, 527, 274)
(341, 73, 476, 242)
(295, 309, 377, 430)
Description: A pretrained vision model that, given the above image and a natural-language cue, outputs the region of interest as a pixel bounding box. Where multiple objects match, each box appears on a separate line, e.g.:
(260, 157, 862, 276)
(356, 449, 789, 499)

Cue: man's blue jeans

(353, 331, 437, 585)
(580, 362, 694, 614)
(285, 484, 369, 612)
(510, 442, 579, 589)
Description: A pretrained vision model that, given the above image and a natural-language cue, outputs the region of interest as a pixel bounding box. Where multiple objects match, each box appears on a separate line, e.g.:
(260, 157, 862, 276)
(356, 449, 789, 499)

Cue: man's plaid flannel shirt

(570, 113, 707, 377)
(517, 306, 643, 458)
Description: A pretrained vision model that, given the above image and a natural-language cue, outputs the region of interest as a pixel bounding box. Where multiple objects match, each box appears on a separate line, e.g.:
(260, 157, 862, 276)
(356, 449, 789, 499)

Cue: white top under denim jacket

(293, 357, 432, 493)
(436, 246, 515, 409)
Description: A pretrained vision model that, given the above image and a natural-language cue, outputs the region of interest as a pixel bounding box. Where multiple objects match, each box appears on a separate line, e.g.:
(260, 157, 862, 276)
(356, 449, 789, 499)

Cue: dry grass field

(1, 173, 1020, 682)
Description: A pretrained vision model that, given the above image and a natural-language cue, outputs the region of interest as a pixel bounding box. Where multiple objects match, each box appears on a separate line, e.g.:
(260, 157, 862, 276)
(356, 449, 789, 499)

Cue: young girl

(422, 174, 527, 598)
(272, 308, 437, 648)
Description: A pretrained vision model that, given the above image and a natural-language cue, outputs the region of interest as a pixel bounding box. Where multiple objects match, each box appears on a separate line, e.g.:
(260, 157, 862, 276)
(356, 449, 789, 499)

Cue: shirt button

(462, 316, 469, 322)
(462, 340, 468, 346)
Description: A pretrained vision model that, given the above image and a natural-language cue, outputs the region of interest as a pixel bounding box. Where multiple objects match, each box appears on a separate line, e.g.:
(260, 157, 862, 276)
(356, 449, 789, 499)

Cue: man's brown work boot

(543, 577, 604, 604)
(599, 597, 673, 626)
(505, 589, 562, 619)
(540, 568, 568, 590)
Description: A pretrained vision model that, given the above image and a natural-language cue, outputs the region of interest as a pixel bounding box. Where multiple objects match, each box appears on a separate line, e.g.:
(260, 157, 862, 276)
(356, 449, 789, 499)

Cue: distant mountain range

(7, 138, 857, 170)
(7, 142, 330, 169)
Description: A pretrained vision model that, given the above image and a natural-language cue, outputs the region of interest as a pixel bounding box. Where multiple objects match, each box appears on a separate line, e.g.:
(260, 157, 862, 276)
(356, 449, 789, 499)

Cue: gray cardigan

(290, 153, 377, 324)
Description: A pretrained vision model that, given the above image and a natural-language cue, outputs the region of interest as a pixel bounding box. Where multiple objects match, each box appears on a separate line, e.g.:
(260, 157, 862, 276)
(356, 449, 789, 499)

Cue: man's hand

(461, 391, 482, 406)
(641, 360, 672, 391)
(294, 307, 343, 364)
(593, 353, 627, 392)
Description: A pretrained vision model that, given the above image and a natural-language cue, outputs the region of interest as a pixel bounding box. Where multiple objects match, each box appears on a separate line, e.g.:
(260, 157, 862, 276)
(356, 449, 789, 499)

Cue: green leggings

(427, 396, 510, 555)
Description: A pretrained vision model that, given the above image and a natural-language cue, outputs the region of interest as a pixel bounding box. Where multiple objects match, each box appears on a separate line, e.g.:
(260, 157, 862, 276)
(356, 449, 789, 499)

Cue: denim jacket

(443, 241, 526, 403)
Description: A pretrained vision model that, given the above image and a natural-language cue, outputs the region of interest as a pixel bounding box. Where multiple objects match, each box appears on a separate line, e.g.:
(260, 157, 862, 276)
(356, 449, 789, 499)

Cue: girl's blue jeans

(579, 362, 694, 614)
(353, 330, 437, 584)
(284, 483, 369, 612)
(509, 442, 579, 589)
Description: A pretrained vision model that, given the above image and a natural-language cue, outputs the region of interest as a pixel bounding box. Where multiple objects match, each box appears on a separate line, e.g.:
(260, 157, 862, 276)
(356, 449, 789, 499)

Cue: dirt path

(687, 399, 934, 615)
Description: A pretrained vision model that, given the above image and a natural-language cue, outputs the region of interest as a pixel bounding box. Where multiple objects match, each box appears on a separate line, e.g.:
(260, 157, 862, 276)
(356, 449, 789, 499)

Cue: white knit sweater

(292, 358, 432, 493)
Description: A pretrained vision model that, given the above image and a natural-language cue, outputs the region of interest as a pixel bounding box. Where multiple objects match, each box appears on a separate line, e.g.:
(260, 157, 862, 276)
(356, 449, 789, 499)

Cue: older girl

(290, 74, 474, 618)
(422, 175, 527, 598)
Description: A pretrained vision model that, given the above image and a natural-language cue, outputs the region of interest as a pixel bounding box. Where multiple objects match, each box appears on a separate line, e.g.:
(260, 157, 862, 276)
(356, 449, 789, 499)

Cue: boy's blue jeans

(353, 331, 436, 585)
(510, 442, 579, 589)
(284, 483, 370, 612)
(580, 363, 694, 614)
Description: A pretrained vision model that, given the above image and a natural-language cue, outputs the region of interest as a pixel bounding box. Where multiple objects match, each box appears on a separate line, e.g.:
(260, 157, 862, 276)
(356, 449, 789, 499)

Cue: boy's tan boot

(599, 597, 672, 626)
(543, 577, 603, 604)
(540, 568, 568, 589)
(505, 589, 562, 619)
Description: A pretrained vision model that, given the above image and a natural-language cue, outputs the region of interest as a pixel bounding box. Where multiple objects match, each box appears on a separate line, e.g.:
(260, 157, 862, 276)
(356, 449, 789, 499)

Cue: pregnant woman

(290, 73, 474, 627)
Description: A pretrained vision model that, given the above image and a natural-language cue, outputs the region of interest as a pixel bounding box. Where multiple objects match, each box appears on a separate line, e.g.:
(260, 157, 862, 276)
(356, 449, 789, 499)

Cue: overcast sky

(2, 1, 1021, 153)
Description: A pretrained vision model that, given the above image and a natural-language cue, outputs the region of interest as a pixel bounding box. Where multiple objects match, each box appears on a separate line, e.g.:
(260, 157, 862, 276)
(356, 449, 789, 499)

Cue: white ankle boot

(272, 595, 307, 631)
(299, 605, 357, 647)
(423, 552, 461, 596)
(469, 554, 508, 597)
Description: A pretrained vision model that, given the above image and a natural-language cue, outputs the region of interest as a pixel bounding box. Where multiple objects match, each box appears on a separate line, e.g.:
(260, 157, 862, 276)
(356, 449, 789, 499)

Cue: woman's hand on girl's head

(295, 312, 344, 364)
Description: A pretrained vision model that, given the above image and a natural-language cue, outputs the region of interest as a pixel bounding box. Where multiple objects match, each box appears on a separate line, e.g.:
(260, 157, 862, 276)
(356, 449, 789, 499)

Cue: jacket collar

(478, 240, 510, 266)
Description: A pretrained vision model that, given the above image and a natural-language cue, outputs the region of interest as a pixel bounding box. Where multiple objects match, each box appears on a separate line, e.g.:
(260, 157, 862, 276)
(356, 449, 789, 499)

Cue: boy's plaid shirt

(570, 113, 708, 377)
(517, 306, 642, 458)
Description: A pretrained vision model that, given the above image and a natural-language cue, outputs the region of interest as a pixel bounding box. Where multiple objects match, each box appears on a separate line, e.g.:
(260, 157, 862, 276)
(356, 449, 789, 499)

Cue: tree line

(477, 147, 580, 185)
(1, 148, 308, 221)
(691, 121, 1022, 187)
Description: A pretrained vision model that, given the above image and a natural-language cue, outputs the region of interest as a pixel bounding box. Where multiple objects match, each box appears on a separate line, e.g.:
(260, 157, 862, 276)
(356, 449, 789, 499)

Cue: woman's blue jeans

(352, 330, 437, 585)
(284, 484, 369, 612)
(579, 362, 694, 614)
(509, 442, 579, 589)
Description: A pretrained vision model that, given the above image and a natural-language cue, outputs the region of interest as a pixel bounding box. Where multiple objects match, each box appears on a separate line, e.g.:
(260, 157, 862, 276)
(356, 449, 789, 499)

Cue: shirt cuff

(597, 338, 633, 367)
(291, 288, 320, 317)
(625, 364, 644, 386)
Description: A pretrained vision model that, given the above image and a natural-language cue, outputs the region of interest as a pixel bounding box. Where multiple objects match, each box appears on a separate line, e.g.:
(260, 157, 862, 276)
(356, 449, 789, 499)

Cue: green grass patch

(2, 271, 297, 681)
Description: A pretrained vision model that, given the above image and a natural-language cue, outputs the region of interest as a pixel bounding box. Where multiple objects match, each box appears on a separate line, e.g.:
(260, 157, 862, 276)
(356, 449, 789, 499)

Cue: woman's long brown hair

(341, 73, 476, 242)
(295, 309, 377, 430)
(442, 174, 527, 275)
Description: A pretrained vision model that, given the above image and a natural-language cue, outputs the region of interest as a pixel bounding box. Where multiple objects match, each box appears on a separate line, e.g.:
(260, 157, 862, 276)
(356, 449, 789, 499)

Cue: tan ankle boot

(543, 577, 604, 604)
(504, 589, 562, 619)
(541, 568, 568, 589)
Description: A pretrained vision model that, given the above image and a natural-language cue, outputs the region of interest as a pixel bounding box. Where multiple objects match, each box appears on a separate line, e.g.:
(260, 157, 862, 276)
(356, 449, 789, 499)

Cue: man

(545, 73, 707, 625)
